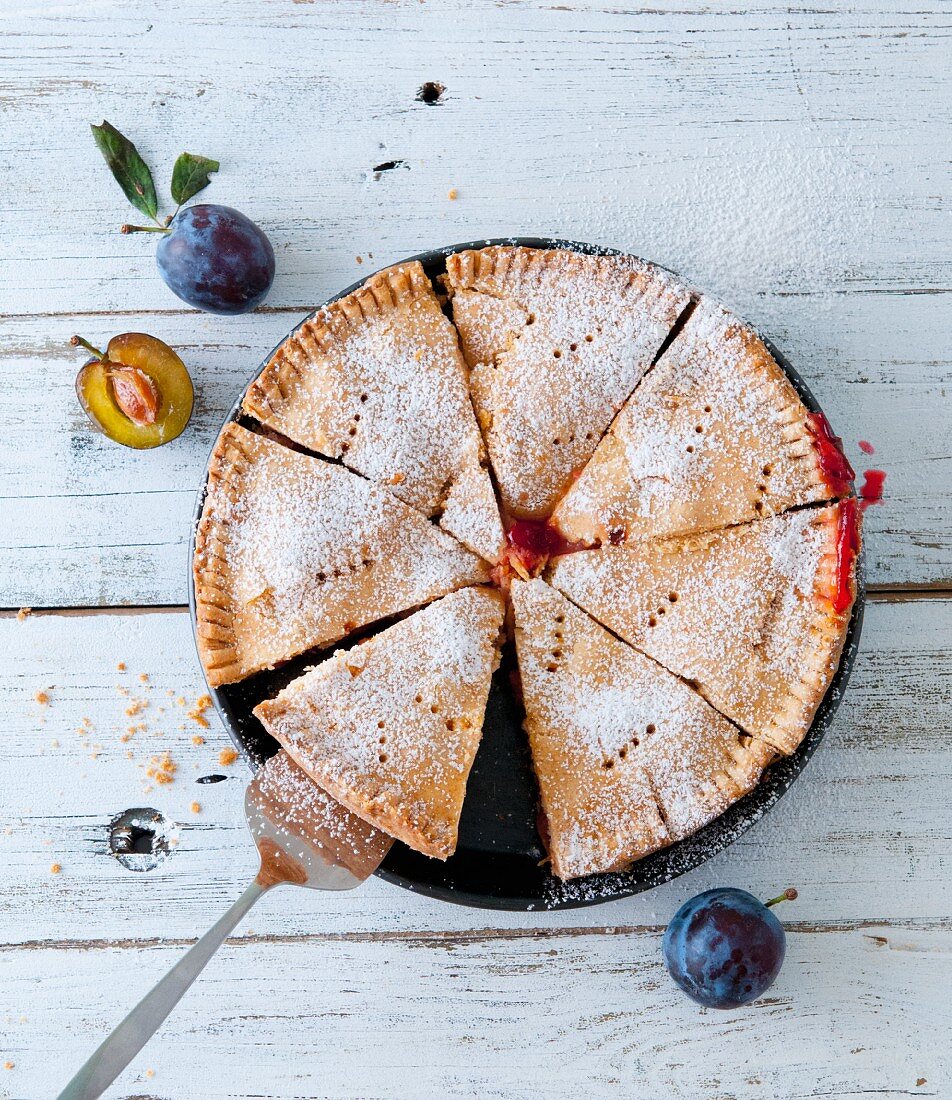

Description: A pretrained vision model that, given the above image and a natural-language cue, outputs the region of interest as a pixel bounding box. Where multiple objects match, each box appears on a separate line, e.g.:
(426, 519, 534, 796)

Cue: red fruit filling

(833, 498, 860, 614)
(806, 412, 855, 496)
(505, 519, 586, 577)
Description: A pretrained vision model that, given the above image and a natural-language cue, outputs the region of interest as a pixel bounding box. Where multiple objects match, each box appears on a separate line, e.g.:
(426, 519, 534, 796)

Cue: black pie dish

(188, 237, 865, 911)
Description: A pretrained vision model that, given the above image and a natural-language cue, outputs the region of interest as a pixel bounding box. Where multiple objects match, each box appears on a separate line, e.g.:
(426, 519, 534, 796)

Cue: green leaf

(171, 153, 220, 205)
(91, 121, 159, 221)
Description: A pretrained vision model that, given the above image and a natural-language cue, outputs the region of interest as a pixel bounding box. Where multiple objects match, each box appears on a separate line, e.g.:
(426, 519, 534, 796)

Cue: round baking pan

(188, 237, 865, 911)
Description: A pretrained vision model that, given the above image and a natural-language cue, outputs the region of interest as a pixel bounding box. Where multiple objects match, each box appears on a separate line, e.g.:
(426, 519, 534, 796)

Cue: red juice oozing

(833, 498, 860, 613)
(859, 468, 886, 510)
(806, 412, 855, 495)
(506, 519, 586, 575)
(858, 440, 875, 455)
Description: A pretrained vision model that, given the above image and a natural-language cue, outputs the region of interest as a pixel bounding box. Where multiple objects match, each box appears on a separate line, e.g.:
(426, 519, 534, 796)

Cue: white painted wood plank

(0, 0, 948, 603)
(0, 1, 948, 314)
(0, 597, 949, 947)
(0, 288, 947, 606)
(5, 924, 948, 1099)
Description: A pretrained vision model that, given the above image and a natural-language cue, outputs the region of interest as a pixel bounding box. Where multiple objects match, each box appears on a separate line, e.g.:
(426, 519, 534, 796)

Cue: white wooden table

(1, 3, 949, 1097)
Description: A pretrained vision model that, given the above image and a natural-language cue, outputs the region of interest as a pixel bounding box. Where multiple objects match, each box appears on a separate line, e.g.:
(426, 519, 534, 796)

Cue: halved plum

(73, 332, 193, 449)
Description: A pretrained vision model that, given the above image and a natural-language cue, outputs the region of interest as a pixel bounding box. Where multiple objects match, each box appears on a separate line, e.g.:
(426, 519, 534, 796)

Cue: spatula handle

(57, 878, 268, 1100)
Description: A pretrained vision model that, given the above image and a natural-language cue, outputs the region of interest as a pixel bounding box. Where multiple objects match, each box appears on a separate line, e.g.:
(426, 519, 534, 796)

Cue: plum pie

(194, 246, 861, 881)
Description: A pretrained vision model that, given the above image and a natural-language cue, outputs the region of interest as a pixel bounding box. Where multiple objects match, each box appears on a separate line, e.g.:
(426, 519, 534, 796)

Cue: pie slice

(444, 246, 691, 519)
(511, 579, 772, 881)
(551, 298, 852, 545)
(194, 423, 489, 687)
(253, 587, 506, 859)
(549, 501, 860, 755)
(243, 262, 503, 563)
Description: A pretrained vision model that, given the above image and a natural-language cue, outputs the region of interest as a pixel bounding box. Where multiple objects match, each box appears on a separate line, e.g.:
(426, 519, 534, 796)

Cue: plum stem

(121, 223, 170, 234)
(70, 335, 106, 360)
(765, 887, 799, 908)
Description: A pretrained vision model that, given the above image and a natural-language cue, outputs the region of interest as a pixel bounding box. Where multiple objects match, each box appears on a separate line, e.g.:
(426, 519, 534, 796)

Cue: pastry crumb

(355, 255, 363, 264)
(16, 607, 31, 622)
(116, 661, 126, 671)
(188, 694, 213, 728)
(389, 472, 406, 485)
(191, 802, 201, 814)
(218, 747, 239, 767)
(145, 1068, 155, 1078)
(146, 752, 177, 785)
(447, 187, 458, 200)
(192, 734, 205, 746)
(139, 672, 149, 683)
(50, 862, 61, 874)
(125, 698, 148, 717)
(3, 1061, 13, 1070)
(35, 690, 50, 706)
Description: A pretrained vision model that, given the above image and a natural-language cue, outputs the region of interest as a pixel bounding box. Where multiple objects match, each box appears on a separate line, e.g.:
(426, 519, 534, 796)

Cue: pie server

(56, 752, 394, 1100)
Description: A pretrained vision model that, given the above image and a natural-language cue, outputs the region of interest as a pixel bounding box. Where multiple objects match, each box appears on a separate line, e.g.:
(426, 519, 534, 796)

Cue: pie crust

(194, 423, 488, 687)
(444, 246, 691, 518)
(193, 245, 859, 876)
(551, 298, 838, 545)
(243, 262, 503, 563)
(512, 578, 773, 880)
(549, 502, 859, 756)
(254, 587, 505, 859)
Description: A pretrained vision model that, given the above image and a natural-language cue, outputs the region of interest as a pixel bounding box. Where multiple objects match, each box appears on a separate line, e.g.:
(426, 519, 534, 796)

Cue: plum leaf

(171, 153, 220, 205)
(91, 121, 159, 220)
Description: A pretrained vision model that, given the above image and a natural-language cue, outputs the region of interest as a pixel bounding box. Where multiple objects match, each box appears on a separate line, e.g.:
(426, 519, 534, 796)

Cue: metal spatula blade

(57, 751, 393, 1100)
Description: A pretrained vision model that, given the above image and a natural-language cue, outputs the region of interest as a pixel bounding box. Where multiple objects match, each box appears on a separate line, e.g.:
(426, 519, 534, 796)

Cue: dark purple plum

(662, 887, 793, 1009)
(155, 204, 274, 314)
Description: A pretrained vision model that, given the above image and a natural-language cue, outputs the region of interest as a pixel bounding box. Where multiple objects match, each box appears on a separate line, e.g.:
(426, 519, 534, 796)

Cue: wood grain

(0, 290, 948, 606)
(0, 597, 948, 946)
(6, 925, 948, 1099)
(1, 2, 950, 1096)
(0, 0, 949, 604)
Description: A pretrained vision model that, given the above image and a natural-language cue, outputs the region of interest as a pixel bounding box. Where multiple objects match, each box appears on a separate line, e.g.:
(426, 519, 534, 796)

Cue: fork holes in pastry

(430, 704, 439, 713)
(378, 753, 388, 764)
(754, 501, 764, 512)
(377, 720, 386, 729)
(631, 736, 640, 748)
(553, 437, 561, 446)
(584, 333, 594, 342)
(378, 735, 386, 745)
(340, 442, 350, 452)
(657, 607, 665, 616)
(695, 425, 704, 434)
(551, 649, 563, 659)
(668, 592, 678, 603)
(618, 746, 628, 760)
(553, 349, 562, 359)
(445, 718, 456, 731)
(646, 724, 655, 735)
(546, 663, 558, 673)
(348, 426, 357, 437)
(602, 759, 614, 770)
(555, 614, 565, 623)
(703, 405, 712, 413)
(648, 615, 657, 627)
(414, 694, 423, 704)
(686, 445, 695, 454)
(360, 393, 368, 402)
(762, 464, 772, 476)
(569, 342, 578, 352)
(526, 312, 536, 325)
